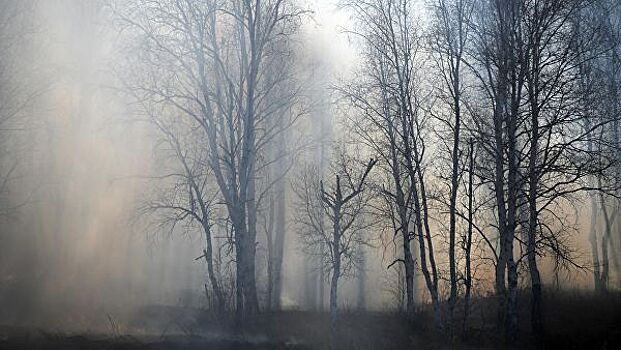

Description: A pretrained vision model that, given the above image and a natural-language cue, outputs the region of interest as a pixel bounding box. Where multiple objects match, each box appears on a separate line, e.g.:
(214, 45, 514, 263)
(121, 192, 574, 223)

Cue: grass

(0, 289, 619, 349)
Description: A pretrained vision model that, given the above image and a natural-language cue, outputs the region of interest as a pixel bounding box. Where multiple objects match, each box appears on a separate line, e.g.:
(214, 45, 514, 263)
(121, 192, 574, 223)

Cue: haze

(0, 0, 619, 349)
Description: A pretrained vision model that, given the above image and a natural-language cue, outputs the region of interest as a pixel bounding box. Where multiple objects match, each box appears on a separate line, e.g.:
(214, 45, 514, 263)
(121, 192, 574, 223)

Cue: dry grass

(0, 290, 619, 349)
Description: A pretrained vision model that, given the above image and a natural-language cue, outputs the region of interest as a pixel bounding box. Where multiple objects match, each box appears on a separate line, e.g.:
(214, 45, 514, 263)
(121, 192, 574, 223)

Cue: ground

(0, 291, 620, 349)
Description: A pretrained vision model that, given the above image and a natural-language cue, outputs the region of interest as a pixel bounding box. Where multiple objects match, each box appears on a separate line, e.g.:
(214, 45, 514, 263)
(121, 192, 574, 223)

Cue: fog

(0, 0, 373, 330)
(0, 0, 620, 348)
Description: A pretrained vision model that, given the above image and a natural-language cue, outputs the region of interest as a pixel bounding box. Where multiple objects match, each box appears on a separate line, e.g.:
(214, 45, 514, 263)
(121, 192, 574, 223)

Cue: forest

(0, 0, 620, 349)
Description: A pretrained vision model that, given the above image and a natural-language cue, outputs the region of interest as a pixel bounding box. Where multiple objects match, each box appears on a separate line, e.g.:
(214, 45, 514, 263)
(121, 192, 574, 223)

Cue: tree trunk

(409, 147, 441, 328)
(318, 245, 325, 310)
(329, 258, 340, 350)
(388, 118, 415, 314)
(202, 223, 225, 314)
(490, 0, 511, 335)
(448, 62, 462, 339)
(357, 247, 366, 310)
(414, 198, 442, 329)
(330, 201, 342, 331)
(589, 194, 603, 291)
(266, 195, 275, 311)
(463, 138, 474, 337)
(398, 183, 415, 314)
(505, 131, 519, 344)
(403, 228, 415, 314)
(242, 126, 259, 314)
(232, 201, 258, 318)
(330, 266, 339, 328)
(491, 102, 510, 333)
(527, 50, 544, 341)
(234, 231, 244, 323)
(506, 256, 519, 343)
(272, 182, 286, 310)
(239, 12, 261, 314)
(242, 232, 259, 314)
(599, 189, 611, 290)
(527, 143, 544, 342)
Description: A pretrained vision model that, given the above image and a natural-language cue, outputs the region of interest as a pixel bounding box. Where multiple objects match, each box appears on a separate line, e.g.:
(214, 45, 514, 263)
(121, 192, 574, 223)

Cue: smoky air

(0, 0, 619, 349)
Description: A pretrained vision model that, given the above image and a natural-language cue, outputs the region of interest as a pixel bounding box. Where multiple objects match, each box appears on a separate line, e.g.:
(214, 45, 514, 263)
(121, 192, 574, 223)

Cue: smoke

(0, 0, 606, 335)
(0, 0, 379, 332)
(0, 0, 207, 331)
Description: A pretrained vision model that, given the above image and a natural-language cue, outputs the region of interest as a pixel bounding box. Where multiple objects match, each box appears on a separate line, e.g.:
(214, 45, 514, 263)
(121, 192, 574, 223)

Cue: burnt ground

(0, 291, 620, 349)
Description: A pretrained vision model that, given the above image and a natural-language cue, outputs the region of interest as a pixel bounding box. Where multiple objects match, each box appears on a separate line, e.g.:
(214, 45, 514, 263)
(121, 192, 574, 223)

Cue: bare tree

(466, 0, 617, 341)
(114, 0, 304, 318)
(576, 0, 621, 292)
(132, 105, 227, 314)
(468, 0, 529, 341)
(294, 153, 376, 330)
(517, 0, 619, 340)
(428, 0, 474, 336)
(341, 1, 441, 325)
(462, 137, 475, 336)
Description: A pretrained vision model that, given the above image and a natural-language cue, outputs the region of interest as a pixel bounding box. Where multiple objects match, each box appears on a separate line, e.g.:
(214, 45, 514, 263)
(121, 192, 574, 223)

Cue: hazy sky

(305, 0, 358, 73)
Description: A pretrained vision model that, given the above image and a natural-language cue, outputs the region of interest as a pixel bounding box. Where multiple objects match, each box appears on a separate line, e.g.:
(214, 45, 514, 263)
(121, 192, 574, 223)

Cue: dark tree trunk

(463, 138, 474, 337)
(201, 224, 225, 314)
(448, 61, 462, 339)
(527, 42, 544, 341)
(590, 195, 603, 292)
(599, 189, 611, 290)
(266, 195, 275, 311)
(357, 247, 366, 310)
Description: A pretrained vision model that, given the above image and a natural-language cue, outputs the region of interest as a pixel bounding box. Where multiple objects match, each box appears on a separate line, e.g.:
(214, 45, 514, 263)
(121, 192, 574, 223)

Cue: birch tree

(469, 0, 527, 341)
(428, 0, 474, 336)
(576, 0, 621, 293)
(469, 0, 616, 341)
(342, 0, 441, 325)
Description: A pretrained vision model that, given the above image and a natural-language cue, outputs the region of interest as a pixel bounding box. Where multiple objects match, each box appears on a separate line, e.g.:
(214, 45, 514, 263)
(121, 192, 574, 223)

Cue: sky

(304, 0, 358, 73)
